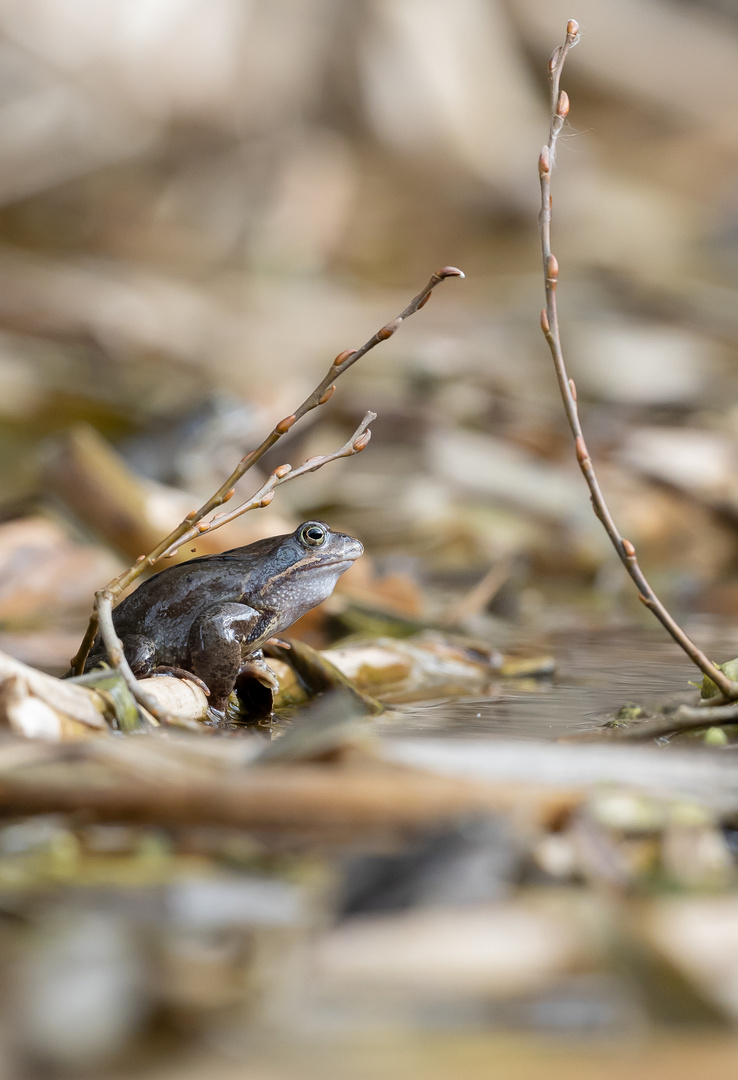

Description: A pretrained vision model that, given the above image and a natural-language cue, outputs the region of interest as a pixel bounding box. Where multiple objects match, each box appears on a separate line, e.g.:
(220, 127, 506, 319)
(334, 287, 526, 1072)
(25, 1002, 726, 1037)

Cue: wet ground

(379, 624, 722, 741)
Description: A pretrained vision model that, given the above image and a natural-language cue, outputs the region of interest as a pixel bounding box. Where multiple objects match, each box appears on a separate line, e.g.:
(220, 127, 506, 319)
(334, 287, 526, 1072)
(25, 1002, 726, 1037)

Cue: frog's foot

(265, 637, 291, 650)
(238, 656, 280, 692)
(149, 665, 210, 697)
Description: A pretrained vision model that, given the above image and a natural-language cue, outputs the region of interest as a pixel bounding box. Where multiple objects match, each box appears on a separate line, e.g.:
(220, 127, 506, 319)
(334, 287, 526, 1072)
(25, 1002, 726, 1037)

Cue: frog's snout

(346, 537, 364, 561)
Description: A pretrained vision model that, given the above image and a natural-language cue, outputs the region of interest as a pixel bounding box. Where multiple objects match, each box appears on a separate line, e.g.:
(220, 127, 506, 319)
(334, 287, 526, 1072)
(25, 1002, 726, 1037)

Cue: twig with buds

(70, 268, 463, 711)
(158, 411, 375, 559)
(538, 21, 738, 701)
(92, 413, 377, 722)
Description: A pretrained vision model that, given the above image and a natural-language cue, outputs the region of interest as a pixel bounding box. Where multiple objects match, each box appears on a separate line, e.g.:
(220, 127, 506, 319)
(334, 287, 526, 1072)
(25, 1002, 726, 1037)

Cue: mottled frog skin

(82, 521, 363, 715)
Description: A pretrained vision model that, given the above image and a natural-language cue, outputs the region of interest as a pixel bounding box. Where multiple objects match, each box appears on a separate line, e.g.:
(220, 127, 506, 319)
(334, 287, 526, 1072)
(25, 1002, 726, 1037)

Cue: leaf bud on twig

(318, 385, 336, 405)
(185, 511, 198, 521)
(557, 91, 569, 118)
(333, 349, 357, 368)
(223, 487, 235, 501)
(417, 292, 432, 309)
(275, 414, 296, 434)
(352, 431, 371, 452)
(568, 377, 577, 401)
(575, 436, 589, 464)
(567, 20, 579, 37)
(622, 539, 636, 558)
(538, 146, 551, 175)
(540, 309, 550, 334)
(549, 46, 561, 71)
(260, 491, 275, 507)
(378, 318, 402, 340)
(273, 464, 292, 479)
(546, 254, 559, 282)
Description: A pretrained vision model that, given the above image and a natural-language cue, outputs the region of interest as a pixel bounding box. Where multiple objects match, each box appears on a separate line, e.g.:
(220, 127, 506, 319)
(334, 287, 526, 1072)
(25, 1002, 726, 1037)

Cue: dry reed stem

(538, 21, 738, 701)
(0, 762, 579, 832)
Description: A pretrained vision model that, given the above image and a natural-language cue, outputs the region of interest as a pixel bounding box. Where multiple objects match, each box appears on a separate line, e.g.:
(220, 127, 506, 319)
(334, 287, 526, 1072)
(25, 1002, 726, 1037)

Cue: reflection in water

(379, 626, 738, 741)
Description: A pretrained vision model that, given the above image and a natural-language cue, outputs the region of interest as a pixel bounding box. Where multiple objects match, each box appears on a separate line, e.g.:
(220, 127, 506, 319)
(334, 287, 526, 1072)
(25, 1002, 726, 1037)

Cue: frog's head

(251, 520, 363, 621)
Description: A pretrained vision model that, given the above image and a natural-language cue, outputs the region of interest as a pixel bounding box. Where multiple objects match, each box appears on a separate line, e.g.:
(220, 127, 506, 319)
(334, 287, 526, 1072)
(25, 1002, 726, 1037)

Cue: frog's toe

(149, 665, 210, 696)
(239, 657, 280, 692)
(265, 637, 291, 650)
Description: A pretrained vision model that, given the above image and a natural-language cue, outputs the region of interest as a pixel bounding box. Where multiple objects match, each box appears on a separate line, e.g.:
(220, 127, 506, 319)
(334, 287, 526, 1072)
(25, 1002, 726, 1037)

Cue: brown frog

(80, 521, 363, 715)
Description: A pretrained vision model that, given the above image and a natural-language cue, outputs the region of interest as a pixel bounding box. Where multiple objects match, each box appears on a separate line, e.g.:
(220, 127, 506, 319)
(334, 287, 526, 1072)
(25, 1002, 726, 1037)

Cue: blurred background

(4, 0, 738, 662)
(2, 1, 738, 1077)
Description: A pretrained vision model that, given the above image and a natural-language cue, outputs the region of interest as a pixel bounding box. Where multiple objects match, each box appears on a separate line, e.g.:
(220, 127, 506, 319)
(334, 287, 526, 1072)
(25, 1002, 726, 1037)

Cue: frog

(78, 520, 363, 716)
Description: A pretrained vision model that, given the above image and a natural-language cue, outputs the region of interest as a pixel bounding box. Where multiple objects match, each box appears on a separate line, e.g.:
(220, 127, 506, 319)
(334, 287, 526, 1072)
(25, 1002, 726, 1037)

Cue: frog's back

(111, 554, 260, 661)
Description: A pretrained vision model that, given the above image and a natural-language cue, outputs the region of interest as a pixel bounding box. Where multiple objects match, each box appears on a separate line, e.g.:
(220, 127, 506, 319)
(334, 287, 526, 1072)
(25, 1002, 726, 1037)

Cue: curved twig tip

(435, 266, 465, 279)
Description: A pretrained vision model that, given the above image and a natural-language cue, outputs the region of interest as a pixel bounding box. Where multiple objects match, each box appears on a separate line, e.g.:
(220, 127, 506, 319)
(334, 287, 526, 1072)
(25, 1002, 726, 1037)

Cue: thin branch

(95, 591, 162, 723)
(70, 267, 464, 674)
(91, 413, 377, 721)
(607, 700, 738, 742)
(537, 21, 738, 701)
(159, 411, 375, 558)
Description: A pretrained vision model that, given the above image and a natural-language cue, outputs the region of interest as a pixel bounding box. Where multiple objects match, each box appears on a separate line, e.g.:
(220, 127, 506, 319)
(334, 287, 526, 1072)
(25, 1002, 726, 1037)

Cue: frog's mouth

(297, 555, 358, 574)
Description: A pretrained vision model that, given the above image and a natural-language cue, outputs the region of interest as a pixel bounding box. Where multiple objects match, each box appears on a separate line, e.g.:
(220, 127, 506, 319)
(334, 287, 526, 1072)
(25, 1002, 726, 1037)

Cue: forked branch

(92, 413, 377, 722)
(70, 267, 464, 695)
(538, 21, 738, 701)
(69, 264, 462, 678)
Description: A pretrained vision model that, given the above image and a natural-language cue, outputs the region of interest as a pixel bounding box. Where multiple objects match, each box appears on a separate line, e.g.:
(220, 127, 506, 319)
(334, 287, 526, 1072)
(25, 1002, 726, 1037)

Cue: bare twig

(537, 22, 738, 700)
(158, 412, 375, 559)
(677, 701, 738, 725)
(637, 700, 738, 741)
(606, 700, 738, 742)
(70, 267, 464, 676)
(91, 413, 376, 721)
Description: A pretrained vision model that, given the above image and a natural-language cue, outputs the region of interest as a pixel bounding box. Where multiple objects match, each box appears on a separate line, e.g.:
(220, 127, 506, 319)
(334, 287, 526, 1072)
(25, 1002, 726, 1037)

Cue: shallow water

(378, 625, 737, 741)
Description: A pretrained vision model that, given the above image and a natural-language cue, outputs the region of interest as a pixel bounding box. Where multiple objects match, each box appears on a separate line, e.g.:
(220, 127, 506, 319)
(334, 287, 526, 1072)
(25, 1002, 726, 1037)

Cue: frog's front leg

(83, 633, 157, 677)
(187, 602, 275, 716)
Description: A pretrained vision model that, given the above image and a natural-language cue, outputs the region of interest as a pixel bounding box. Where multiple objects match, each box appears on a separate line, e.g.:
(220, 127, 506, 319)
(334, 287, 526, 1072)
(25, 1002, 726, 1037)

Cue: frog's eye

(299, 522, 327, 547)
